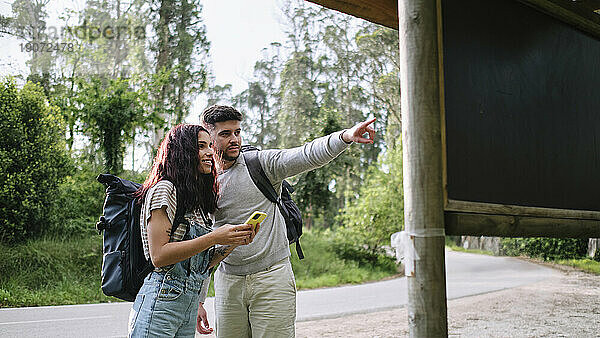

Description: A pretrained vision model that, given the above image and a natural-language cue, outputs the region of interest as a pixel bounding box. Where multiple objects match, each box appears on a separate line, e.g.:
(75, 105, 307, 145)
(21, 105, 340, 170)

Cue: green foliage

(0, 79, 72, 244)
(294, 109, 346, 227)
(238, 3, 399, 224)
(47, 165, 149, 237)
(151, 0, 211, 126)
(337, 143, 404, 254)
(76, 77, 147, 174)
(278, 50, 320, 148)
(501, 237, 589, 261)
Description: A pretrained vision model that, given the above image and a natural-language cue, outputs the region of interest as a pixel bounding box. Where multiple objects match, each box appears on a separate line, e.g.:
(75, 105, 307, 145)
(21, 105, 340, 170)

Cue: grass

(553, 258, 600, 275)
(1, 228, 399, 307)
(0, 234, 115, 308)
(290, 230, 399, 289)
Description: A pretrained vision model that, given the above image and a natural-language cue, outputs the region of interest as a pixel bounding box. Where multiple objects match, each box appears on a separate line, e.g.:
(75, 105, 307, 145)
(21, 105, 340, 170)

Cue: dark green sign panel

(443, 0, 600, 212)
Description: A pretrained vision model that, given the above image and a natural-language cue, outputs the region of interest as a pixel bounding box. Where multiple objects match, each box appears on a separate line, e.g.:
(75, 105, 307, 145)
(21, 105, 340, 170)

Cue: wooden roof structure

(307, 0, 600, 37)
(306, 0, 399, 29)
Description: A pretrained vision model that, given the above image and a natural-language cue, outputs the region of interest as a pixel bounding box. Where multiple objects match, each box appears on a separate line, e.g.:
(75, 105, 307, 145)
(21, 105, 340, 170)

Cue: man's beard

(219, 150, 239, 162)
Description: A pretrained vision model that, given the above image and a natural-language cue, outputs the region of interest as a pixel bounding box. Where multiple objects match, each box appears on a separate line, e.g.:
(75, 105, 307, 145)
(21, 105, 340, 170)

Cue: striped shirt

(140, 180, 211, 270)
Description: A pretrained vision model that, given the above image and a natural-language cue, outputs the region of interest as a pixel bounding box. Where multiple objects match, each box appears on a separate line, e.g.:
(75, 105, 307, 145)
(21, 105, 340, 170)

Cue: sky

(202, 0, 287, 93)
(0, 0, 288, 105)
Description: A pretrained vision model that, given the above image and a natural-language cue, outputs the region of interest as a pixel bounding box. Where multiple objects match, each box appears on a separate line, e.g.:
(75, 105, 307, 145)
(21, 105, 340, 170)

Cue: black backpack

(241, 146, 304, 259)
(96, 174, 186, 301)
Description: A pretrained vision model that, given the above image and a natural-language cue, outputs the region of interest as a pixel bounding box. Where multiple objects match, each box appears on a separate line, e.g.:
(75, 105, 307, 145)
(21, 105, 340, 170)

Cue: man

(196, 105, 376, 337)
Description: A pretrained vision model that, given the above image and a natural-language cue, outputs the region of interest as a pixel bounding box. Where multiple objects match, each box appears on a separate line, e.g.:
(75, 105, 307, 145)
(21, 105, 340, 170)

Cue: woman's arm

(207, 224, 260, 268)
(147, 207, 253, 268)
(208, 245, 236, 268)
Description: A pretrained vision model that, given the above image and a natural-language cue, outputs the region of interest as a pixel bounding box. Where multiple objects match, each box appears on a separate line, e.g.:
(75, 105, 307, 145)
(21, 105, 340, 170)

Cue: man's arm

(259, 118, 376, 183)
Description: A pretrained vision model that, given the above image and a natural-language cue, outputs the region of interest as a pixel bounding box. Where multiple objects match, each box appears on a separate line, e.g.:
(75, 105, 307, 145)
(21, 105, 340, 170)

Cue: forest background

(0, 0, 595, 307)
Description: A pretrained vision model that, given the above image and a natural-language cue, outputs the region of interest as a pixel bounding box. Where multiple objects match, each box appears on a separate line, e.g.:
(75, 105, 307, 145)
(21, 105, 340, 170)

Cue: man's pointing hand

(341, 117, 376, 144)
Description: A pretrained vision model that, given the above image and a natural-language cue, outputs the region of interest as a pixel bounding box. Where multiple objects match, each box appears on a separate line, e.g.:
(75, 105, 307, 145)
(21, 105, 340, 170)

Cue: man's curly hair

(201, 105, 243, 128)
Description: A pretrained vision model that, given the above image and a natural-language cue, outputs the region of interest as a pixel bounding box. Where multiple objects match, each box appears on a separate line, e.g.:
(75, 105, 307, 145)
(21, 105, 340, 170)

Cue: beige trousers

(214, 258, 296, 338)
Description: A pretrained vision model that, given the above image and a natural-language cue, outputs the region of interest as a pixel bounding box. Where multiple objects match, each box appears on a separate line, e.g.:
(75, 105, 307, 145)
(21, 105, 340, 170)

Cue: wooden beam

(399, 0, 448, 335)
(305, 0, 398, 29)
(519, 0, 600, 39)
(445, 212, 600, 238)
(446, 200, 600, 221)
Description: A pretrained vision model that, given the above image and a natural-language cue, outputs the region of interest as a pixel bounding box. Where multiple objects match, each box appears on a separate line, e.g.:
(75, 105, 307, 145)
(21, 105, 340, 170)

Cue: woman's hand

(251, 223, 260, 242)
(208, 222, 259, 268)
(211, 223, 254, 246)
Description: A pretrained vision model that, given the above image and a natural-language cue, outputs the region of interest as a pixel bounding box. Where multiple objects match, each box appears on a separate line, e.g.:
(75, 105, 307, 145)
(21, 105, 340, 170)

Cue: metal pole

(398, 0, 448, 336)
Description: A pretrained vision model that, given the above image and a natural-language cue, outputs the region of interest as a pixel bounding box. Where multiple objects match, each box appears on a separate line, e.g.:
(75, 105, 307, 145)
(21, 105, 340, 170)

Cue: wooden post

(398, 0, 448, 336)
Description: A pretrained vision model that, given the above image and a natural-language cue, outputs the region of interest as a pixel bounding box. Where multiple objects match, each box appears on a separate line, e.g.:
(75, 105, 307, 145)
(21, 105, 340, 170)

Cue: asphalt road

(0, 250, 559, 337)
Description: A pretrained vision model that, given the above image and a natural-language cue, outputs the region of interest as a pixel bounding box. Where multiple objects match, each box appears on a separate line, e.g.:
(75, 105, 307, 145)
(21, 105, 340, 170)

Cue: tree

(233, 42, 283, 149)
(206, 82, 232, 107)
(356, 26, 401, 147)
(0, 79, 71, 244)
(293, 109, 349, 228)
(150, 0, 211, 146)
(338, 143, 404, 255)
(76, 77, 147, 174)
(277, 50, 319, 148)
(276, 1, 321, 149)
(228, 0, 402, 226)
(9, 0, 53, 83)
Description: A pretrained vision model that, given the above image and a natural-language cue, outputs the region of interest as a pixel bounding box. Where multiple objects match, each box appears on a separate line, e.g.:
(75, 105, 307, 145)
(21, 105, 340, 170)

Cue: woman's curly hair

(136, 124, 218, 214)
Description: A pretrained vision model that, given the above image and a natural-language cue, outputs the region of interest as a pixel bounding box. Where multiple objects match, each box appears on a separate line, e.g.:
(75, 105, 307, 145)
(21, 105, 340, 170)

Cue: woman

(128, 124, 254, 337)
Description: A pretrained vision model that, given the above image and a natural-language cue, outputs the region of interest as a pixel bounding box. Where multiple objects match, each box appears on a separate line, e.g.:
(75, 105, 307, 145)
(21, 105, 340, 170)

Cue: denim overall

(128, 217, 213, 338)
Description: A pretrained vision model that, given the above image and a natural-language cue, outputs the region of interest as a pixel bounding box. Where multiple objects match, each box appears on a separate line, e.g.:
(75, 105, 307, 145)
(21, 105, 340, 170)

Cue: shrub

(0, 79, 72, 244)
(501, 237, 589, 261)
(46, 166, 149, 237)
(337, 143, 404, 255)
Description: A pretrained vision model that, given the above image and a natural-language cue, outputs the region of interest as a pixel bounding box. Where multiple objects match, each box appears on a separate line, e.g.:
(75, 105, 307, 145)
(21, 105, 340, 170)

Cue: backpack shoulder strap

(172, 196, 188, 237)
(243, 150, 278, 203)
(243, 150, 305, 259)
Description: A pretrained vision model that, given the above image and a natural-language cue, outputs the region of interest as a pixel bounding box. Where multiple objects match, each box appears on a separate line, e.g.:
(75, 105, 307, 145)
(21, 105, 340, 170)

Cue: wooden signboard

(442, 0, 600, 238)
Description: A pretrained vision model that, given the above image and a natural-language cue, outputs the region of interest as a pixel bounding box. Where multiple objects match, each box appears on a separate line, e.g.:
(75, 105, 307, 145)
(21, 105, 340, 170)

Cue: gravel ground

(296, 262, 600, 338)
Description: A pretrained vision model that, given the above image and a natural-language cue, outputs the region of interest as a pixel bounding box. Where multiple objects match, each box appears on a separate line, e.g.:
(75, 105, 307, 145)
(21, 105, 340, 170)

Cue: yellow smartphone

(245, 211, 267, 232)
